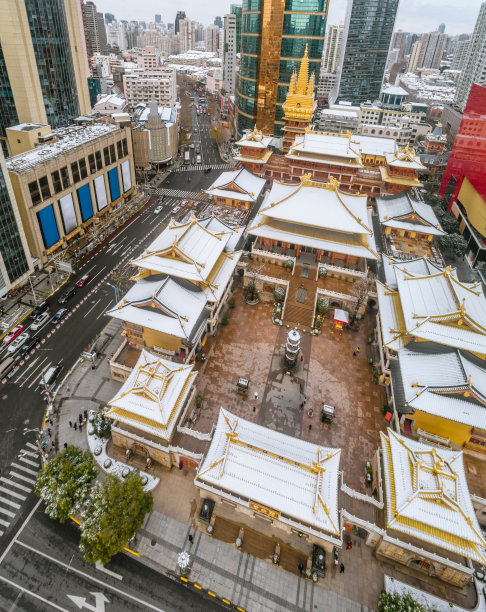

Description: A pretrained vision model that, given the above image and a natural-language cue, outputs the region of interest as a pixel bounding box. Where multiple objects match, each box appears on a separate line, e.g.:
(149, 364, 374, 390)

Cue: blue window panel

(77, 183, 93, 222)
(37, 205, 59, 249)
(108, 167, 120, 202)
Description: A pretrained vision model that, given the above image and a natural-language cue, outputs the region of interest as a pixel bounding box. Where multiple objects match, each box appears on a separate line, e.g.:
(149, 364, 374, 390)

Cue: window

(122, 138, 128, 156)
(79, 158, 88, 180)
(51, 170, 62, 193)
(95, 151, 102, 170)
(17, 139, 20, 144)
(38, 176, 50, 200)
(60, 166, 70, 190)
(117, 140, 123, 159)
(88, 153, 96, 174)
(28, 180, 41, 205)
(103, 146, 110, 166)
(71, 161, 80, 183)
(109, 144, 116, 163)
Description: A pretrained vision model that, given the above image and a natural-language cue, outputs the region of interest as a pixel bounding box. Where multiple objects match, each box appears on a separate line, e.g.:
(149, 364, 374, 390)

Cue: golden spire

(296, 44, 309, 94)
(289, 71, 297, 95)
(307, 72, 315, 96)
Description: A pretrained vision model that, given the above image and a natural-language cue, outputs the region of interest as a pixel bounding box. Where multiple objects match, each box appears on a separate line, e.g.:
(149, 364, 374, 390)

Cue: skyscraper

(205, 24, 220, 53)
(223, 13, 237, 94)
(0, 148, 33, 294)
(104, 13, 115, 24)
(453, 2, 486, 113)
(438, 23, 446, 34)
(416, 31, 446, 70)
(175, 11, 186, 35)
(0, 0, 90, 154)
(214, 16, 223, 28)
(230, 3, 242, 54)
(155, 14, 161, 24)
(332, 0, 399, 105)
(322, 23, 344, 73)
(236, 0, 327, 137)
(451, 39, 471, 71)
(407, 41, 422, 73)
(82, 1, 107, 57)
(179, 19, 196, 53)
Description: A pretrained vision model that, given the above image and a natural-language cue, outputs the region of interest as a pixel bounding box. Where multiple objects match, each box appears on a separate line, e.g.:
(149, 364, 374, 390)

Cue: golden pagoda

(281, 45, 317, 152)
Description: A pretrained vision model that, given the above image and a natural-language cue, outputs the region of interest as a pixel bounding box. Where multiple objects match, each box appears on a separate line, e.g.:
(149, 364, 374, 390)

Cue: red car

(76, 274, 91, 288)
(3, 325, 25, 345)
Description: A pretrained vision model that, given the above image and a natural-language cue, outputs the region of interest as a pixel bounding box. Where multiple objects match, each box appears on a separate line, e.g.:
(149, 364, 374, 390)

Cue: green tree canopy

(80, 471, 153, 564)
(90, 411, 112, 438)
(438, 233, 468, 257)
(433, 206, 459, 234)
(378, 590, 433, 611)
(35, 446, 98, 523)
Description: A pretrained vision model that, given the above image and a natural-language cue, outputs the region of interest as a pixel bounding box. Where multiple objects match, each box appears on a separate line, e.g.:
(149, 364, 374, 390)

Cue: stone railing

(340, 480, 384, 509)
(176, 423, 214, 441)
(318, 263, 367, 279)
(168, 446, 204, 461)
(341, 510, 384, 536)
(316, 287, 358, 303)
(417, 428, 451, 448)
(251, 247, 294, 265)
(111, 424, 169, 453)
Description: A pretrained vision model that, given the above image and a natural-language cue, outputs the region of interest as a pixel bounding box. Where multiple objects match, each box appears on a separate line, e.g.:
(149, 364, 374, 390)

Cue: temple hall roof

(381, 429, 486, 564)
(376, 192, 445, 236)
(196, 408, 341, 537)
(204, 168, 266, 203)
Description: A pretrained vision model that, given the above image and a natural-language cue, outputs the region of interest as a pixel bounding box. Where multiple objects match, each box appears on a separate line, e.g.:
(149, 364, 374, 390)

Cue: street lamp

(28, 275, 38, 305)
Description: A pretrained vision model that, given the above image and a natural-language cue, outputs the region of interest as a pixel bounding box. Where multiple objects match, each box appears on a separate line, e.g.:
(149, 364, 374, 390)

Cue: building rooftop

(381, 429, 486, 564)
(204, 168, 266, 203)
(7, 123, 49, 132)
(376, 191, 445, 236)
(196, 408, 341, 538)
(6, 124, 119, 173)
(106, 349, 197, 442)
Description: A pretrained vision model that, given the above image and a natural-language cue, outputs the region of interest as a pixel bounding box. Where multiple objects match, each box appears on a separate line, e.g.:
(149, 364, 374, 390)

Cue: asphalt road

(0, 501, 227, 612)
(188, 96, 221, 166)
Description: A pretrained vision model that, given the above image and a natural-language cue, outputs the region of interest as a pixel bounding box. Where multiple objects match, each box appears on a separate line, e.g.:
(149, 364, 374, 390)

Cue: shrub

(90, 412, 112, 438)
(196, 394, 203, 408)
(314, 319, 322, 329)
(237, 268, 244, 277)
(273, 287, 286, 303)
(316, 296, 330, 313)
(221, 316, 229, 325)
(285, 259, 294, 269)
(228, 298, 235, 308)
(318, 267, 328, 278)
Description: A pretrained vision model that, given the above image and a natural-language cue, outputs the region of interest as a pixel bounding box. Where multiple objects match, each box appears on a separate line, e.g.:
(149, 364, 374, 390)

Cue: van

(0, 357, 15, 380)
(58, 285, 77, 305)
(30, 300, 49, 319)
(41, 363, 63, 390)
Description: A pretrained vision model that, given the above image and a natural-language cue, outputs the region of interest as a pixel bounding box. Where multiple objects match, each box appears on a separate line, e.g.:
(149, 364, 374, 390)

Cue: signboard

(57, 261, 73, 273)
(249, 501, 280, 520)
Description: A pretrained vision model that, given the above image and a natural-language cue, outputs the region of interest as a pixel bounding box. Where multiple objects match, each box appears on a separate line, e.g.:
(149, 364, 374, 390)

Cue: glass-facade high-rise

(230, 3, 242, 54)
(333, 0, 399, 105)
(0, 151, 31, 288)
(0, 43, 19, 156)
(237, 0, 327, 137)
(25, 0, 80, 128)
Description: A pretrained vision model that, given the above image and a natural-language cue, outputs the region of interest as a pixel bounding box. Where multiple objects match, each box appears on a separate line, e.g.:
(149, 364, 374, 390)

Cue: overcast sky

(96, 0, 480, 35)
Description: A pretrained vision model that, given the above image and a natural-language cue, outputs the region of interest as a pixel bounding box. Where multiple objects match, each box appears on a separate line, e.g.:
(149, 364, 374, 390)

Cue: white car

(154, 206, 163, 214)
(7, 332, 29, 354)
(31, 311, 50, 331)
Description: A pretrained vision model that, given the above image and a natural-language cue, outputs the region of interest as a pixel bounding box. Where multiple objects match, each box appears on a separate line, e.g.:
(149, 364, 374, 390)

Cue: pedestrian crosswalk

(153, 188, 212, 202)
(0, 442, 40, 536)
(173, 163, 234, 172)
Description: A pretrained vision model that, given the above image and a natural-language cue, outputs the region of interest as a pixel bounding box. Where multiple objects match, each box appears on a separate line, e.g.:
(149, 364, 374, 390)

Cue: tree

(90, 411, 112, 438)
(378, 590, 433, 612)
(438, 233, 468, 258)
(244, 263, 264, 302)
(35, 446, 98, 523)
(351, 272, 376, 323)
(433, 206, 459, 234)
(80, 471, 153, 564)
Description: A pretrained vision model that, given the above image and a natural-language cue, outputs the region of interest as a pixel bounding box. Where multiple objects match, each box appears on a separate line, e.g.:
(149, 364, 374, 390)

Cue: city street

(0, 502, 226, 612)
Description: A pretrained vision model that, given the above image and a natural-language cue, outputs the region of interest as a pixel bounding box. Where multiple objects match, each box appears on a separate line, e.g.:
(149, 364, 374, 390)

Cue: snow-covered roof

(247, 178, 379, 260)
(131, 216, 237, 283)
(376, 192, 445, 236)
(384, 148, 425, 170)
(94, 94, 126, 108)
(381, 84, 408, 97)
(106, 349, 196, 441)
(236, 128, 273, 148)
(204, 168, 266, 203)
(106, 276, 208, 341)
(377, 266, 486, 355)
(381, 429, 486, 564)
(196, 408, 341, 537)
(382, 256, 442, 288)
(396, 342, 486, 429)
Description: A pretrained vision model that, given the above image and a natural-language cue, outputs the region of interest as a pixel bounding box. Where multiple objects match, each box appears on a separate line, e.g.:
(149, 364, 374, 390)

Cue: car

(30, 300, 49, 319)
(76, 274, 91, 288)
(19, 335, 39, 358)
(171, 206, 180, 214)
(7, 332, 29, 354)
(41, 362, 63, 390)
(31, 311, 50, 331)
(51, 308, 68, 324)
(3, 325, 25, 345)
(154, 205, 163, 214)
(194, 128, 198, 133)
(58, 285, 77, 304)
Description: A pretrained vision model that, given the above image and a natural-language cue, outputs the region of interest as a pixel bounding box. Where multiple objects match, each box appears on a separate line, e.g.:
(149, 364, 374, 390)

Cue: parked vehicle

(41, 362, 63, 390)
(19, 336, 39, 358)
(3, 325, 25, 345)
(51, 308, 68, 324)
(76, 274, 91, 288)
(154, 205, 163, 214)
(0, 357, 16, 380)
(196, 154, 202, 164)
(31, 311, 50, 331)
(58, 285, 77, 305)
(184, 150, 190, 164)
(7, 332, 29, 354)
(30, 301, 49, 319)
(320, 404, 335, 423)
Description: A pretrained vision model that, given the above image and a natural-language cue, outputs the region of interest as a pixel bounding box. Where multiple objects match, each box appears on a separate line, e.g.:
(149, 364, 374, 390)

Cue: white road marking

(0, 519, 9, 527)
(18, 456, 39, 468)
(15, 541, 168, 612)
(19, 450, 38, 458)
(67, 591, 109, 611)
(25, 442, 38, 451)
(0, 498, 41, 565)
(84, 299, 102, 318)
(0, 507, 15, 518)
(16, 355, 42, 384)
(0, 477, 31, 493)
(10, 463, 38, 477)
(0, 486, 26, 501)
(89, 267, 107, 283)
(0, 498, 20, 509)
(95, 560, 123, 581)
(19, 356, 48, 388)
(0, 575, 70, 611)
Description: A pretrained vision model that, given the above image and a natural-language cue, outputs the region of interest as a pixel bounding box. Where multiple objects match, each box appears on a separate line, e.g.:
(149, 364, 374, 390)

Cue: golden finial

(466, 374, 472, 387)
(289, 71, 297, 95)
(300, 173, 312, 185)
(296, 44, 309, 94)
(460, 297, 466, 316)
(328, 176, 341, 189)
(306, 72, 315, 97)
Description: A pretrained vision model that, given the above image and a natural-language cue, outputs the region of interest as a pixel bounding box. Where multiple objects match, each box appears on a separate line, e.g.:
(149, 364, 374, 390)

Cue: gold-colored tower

(281, 45, 317, 152)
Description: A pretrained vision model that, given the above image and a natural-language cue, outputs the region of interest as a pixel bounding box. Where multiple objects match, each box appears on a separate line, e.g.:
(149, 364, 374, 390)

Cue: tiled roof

(376, 192, 445, 236)
(204, 168, 266, 202)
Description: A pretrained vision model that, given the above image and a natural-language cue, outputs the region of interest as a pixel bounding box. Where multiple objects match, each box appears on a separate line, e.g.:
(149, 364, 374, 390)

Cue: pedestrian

(347, 541, 352, 550)
(69, 421, 72, 428)
(309, 424, 312, 431)
(64, 443, 68, 449)
(356, 346, 360, 355)
(353, 351, 356, 357)
(300, 403, 304, 409)
(303, 396, 307, 404)
(298, 562, 304, 575)
(300, 355, 303, 362)
(253, 406, 256, 412)
(79, 420, 83, 430)
(78, 413, 82, 424)
(188, 534, 194, 543)
(49, 419, 53, 426)
(340, 563, 345, 573)
(254, 391, 258, 400)
(83, 409, 88, 419)
(73, 422, 77, 431)
(47, 428, 51, 437)
(51, 441, 55, 449)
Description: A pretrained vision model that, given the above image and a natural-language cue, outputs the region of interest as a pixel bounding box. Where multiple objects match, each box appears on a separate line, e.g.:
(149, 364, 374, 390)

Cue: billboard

(121, 160, 131, 193)
(94, 175, 108, 211)
(37, 205, 60, 249)
(77, 183, 94, 222)
(108, 167, 120, 202)
(59, 193, 77, 235)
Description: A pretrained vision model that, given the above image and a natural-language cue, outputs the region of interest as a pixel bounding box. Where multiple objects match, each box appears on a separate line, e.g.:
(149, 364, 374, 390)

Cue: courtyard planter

(245, 296, 260, 305)
(94, 446, 102, 456)
(104, 458, 112, 469)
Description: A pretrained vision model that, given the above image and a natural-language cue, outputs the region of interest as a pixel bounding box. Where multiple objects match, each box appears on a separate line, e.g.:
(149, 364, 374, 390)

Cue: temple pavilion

(204, 167, 266, 210)
(247, 174, 379, 271)
(378, 429, 486, 586)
